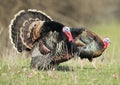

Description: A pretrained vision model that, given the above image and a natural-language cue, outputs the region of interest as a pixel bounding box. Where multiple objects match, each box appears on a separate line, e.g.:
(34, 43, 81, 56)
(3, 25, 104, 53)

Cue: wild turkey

(71, 28, 110, 69)
(9, 9, 78, 70)
(31, 27, 110, 70)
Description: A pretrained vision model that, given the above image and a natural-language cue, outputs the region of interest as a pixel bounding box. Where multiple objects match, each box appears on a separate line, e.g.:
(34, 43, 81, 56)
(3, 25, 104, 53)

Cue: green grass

(0, 21, 120, 85)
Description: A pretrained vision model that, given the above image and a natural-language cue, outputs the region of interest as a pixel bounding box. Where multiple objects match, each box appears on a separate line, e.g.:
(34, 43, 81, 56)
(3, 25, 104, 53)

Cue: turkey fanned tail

(9, 9, 53, 52)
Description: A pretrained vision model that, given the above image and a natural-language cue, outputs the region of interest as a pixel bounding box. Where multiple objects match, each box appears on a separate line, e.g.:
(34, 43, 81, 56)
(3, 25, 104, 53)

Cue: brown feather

(20, 20, 44, 49)
(74, 37, 85, 46)
(9, 9, 53, 52)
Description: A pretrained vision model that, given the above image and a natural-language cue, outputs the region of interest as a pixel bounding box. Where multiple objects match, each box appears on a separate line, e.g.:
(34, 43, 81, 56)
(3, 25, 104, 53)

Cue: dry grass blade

(0, 27, 3, 36)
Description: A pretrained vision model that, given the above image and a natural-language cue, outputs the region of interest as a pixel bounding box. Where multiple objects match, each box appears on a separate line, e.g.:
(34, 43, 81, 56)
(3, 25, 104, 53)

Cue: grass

(0, 21, 120, 85)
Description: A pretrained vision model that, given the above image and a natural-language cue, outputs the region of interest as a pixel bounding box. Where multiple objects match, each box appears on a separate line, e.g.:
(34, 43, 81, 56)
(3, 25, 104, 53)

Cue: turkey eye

(63, 27, 70, 32)
(107, 40, 110, 42)
(66, 27, 70, 31)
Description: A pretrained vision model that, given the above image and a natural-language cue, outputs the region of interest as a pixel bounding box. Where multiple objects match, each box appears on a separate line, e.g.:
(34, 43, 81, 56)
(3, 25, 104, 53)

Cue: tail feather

(20, 20, 44, 49)
(9, 9, 53, 52)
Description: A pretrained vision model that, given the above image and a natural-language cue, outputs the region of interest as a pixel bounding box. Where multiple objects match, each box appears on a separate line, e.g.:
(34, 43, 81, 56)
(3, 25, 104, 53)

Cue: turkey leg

(79, 58, 84, 69)
(91, 60, 98, 70)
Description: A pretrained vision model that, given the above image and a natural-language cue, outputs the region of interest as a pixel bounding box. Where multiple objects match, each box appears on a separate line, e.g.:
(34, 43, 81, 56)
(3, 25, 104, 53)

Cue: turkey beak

(63, 31, 73, 42)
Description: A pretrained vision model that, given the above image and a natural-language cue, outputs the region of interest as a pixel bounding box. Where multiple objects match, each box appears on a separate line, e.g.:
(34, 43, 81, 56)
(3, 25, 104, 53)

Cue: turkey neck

(40, 21, 67, 40)
(42, 21, 64, 32)
(70, 28, 85, 38)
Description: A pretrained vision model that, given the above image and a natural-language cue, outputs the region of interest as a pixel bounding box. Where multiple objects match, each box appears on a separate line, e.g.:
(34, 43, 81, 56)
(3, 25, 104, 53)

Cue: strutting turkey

(9, 9, 78, 70)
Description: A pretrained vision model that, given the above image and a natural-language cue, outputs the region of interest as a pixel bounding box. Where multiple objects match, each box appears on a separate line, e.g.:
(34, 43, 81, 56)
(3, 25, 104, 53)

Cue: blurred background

(0, 0, 120, 56)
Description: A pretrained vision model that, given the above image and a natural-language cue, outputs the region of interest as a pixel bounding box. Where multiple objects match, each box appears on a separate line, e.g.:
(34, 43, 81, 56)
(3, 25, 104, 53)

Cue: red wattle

(64, 32, 73, 42)
(103, 41, 108, 49)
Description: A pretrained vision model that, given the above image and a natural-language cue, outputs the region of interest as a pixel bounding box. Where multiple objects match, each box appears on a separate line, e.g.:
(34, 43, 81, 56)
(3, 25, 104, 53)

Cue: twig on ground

(0, 27, 3, 36)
